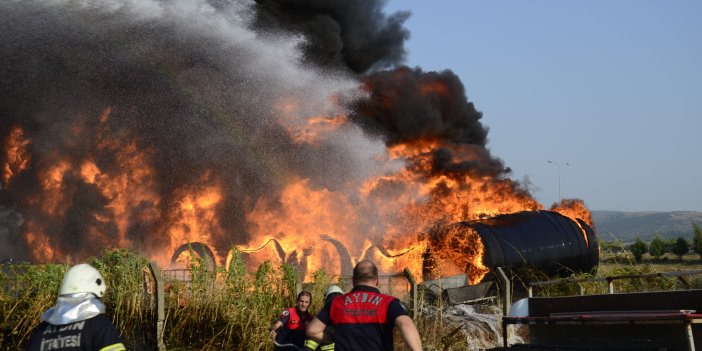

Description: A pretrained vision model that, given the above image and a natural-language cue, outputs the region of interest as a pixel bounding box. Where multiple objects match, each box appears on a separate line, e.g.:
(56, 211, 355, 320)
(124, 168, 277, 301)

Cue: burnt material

(471, 210, 598, 276)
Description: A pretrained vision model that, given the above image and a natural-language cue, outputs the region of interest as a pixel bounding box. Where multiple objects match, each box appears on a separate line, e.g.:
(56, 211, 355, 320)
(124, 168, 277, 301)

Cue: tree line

(600, 223, 702, 263)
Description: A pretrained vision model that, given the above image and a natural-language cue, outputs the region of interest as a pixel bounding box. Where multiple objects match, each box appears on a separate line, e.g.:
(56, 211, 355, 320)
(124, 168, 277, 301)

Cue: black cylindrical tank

(469, 210, 598, 276)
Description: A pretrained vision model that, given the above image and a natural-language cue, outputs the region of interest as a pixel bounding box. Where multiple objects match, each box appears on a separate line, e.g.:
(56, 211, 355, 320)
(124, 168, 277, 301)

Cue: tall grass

(1, 262, 63, 347)
(162, 252, 296, 349)
(3, 248, 451, 350)
(94, 249, 154, 348)
(6, 248, 702, 350)
(0, 248, 339, 350)
(0, 250, 155, 350)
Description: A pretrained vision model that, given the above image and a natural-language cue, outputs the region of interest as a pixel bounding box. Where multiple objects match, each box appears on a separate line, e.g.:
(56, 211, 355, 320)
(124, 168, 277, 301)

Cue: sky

(384, 0, 702, 212)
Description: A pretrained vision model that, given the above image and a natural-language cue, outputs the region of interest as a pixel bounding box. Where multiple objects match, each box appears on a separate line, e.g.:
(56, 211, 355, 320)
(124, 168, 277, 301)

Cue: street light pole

(547, 160, 571, 201)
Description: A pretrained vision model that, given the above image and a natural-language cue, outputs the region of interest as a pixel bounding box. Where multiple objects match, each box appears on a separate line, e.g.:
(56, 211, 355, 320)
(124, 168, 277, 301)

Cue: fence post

(497, 267, 512, 348)
(607, 277, 615, 294)
(149, 261, 166, 351)
(497, 267, 511, 317)
(403, 268, 417, 321)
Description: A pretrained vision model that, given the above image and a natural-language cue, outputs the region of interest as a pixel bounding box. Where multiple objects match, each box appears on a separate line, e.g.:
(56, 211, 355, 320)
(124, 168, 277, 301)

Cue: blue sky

(385, 0, 702, 212)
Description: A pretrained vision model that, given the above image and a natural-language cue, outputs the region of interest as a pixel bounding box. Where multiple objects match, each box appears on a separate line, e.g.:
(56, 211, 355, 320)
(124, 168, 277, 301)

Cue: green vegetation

(694, 223, 702, 260)
(591, 210, 702, 243)
(648, 235, 666, 259)
(0, 249, 452, 350)
(0, 262, 63, 346)
(1, 248, 303, 350)
(615, 223, 702, 265)
(673, 237, 690, 260)
(5, 223, 702, 350)
(629, 238, 647, 263)
(526, 252, 702, 299)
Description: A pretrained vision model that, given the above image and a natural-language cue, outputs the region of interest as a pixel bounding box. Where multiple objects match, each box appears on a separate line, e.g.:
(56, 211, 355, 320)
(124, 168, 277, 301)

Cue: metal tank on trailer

(470, 210, 599, 276)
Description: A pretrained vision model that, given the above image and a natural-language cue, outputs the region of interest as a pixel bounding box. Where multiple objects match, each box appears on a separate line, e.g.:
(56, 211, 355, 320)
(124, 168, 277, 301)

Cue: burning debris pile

(0, 0, 595, 283)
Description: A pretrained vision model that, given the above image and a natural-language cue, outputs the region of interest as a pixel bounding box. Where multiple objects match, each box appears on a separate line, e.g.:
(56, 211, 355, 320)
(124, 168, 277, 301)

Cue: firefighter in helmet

(26, 263, 126, 351)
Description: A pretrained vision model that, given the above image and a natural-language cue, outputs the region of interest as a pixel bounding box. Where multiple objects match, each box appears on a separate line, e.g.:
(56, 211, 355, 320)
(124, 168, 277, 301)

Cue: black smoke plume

(0, 0, 511, 263)
(251, 0, 410, 73)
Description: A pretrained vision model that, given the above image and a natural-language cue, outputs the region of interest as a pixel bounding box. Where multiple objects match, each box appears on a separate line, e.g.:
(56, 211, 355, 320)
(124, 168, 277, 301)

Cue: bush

(629, 238, 647, 263)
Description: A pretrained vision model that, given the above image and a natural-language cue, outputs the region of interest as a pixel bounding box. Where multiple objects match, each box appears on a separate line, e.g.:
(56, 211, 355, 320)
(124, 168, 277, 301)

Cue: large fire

(0, 0, 594, 285)
(1, 99, 592, 283)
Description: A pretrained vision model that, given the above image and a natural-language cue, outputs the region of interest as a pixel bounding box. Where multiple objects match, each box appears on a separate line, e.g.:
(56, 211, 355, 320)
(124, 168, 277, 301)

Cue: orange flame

(163, 179, 224, 266)
(25, 222, 56, 262)
(7, 102, 594, 284)
(426, 223, 490, 284)
(2, 126, 31, 186)
(289, 115, 349, 145)
(552, 199, 593, 247)
(10, 108, 227, 267)
(420, 81, 450, 96)
(240, 134, 556, 282)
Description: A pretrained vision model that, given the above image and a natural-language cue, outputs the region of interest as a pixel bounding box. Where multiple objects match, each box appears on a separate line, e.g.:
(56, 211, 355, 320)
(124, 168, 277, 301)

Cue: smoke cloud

(251, 0, 410, 73)
(0, 0, 518, 265)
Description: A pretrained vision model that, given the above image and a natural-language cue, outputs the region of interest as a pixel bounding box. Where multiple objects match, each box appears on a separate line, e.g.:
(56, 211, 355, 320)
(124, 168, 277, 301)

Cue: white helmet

(59, 263, 106, 298)
(325, 285, 343, 298)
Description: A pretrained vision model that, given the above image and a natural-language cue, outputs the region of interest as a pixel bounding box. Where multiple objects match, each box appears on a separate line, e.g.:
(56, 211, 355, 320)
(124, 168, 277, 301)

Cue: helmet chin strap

(42, 292, 106, 325)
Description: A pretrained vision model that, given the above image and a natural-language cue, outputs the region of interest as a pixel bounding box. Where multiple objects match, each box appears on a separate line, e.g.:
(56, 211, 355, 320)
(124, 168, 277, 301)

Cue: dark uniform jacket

(26, 314, 125, 351)
(315, 285, 408, 351)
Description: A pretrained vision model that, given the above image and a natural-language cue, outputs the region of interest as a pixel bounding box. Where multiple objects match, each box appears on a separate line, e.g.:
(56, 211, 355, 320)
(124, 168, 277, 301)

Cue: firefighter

(303, 285, 344, 351)
(271, 291, 313, 350)
(306, 260, 422, 351)
(26, 263, 126, 351)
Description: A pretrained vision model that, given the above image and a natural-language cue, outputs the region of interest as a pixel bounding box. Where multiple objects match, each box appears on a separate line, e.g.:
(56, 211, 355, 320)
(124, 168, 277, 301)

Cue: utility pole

(547, 160, 571, 201)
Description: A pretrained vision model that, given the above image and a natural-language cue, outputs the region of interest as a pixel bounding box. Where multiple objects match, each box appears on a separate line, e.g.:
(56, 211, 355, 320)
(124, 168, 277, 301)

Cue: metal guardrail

(498, 268, 702, 350)
(526, 269, 702, 296)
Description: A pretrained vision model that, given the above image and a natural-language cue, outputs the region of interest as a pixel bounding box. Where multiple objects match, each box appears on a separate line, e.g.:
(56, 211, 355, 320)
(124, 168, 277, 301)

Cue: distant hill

(591, 210, 702, 243)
